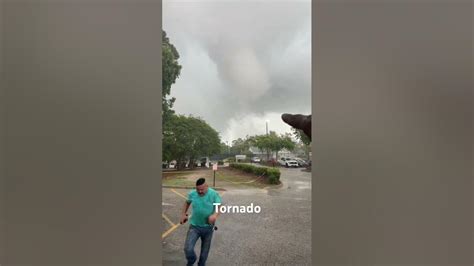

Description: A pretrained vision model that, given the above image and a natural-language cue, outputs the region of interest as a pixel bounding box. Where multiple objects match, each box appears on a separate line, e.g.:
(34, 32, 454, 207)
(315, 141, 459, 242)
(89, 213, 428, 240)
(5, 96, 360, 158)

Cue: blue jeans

(184, 225, 214, 266)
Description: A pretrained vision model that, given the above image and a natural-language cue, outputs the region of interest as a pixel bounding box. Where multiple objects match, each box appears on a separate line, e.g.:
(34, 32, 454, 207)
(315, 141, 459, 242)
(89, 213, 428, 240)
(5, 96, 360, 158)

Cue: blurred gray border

(313, 1, 472, 265)
(0, 0, 5, 263)
(2, 0, 162, 264)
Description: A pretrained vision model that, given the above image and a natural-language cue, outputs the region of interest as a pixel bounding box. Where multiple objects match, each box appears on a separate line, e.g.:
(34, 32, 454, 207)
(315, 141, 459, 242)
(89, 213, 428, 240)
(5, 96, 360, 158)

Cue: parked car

(285, 160, 299, 168)
(294, 158, 309, 167)
(200, 157, 213, 168)
(277, 158, 287, 166)
(278, 157, 291, 166)
(251, 157, 261, 163)
(277, 157, 299, 168)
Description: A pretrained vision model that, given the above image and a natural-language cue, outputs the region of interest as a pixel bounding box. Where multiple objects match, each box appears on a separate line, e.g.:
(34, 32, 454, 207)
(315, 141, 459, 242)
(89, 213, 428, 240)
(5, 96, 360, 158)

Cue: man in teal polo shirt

(180, 178, 221, 266)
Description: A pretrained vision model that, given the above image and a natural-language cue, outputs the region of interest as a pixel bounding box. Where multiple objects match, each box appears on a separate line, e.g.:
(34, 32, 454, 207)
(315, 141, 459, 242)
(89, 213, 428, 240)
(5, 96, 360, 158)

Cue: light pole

(265, 120, 269, 160)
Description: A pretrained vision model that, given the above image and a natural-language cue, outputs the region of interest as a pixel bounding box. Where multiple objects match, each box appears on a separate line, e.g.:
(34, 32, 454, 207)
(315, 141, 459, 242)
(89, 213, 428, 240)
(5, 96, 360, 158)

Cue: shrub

(266, 168, 281, 184)
(229, 163, 281, 184)
(217, 160, 224, 165)
(259, 159, 279, 167)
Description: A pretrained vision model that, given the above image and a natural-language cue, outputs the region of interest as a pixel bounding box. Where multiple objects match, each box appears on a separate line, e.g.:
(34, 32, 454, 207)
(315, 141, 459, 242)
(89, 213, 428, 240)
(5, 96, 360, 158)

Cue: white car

(277, 157, 289, 165)
(284, 160, 299, 168)
(278, 157, 299, 168)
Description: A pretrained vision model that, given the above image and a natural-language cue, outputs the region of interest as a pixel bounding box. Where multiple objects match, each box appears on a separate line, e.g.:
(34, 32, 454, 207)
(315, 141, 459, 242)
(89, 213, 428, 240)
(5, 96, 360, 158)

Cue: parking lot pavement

(162, 167, 312, 265)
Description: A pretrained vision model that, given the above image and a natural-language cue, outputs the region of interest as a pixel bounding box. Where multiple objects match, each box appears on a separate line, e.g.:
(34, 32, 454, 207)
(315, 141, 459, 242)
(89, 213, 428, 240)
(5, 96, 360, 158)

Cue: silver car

(251, 157, 261, 163)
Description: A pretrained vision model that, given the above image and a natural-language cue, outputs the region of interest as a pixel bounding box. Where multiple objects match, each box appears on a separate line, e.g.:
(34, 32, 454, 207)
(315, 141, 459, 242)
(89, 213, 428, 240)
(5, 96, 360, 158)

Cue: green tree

(248, 133, 271, 160)
(268, 132, 296, 160)
(220, 142, 230, 156)
(162, 30, 182, 126)
(292, 128, 311, 145)
(230, 137, 251, 155)
(163, 115, 221, 170)
(291, 128, 311, 160)
(275, 132, 296, 159)
(163, 115, 189, 167)
(248, 132, 296, 160)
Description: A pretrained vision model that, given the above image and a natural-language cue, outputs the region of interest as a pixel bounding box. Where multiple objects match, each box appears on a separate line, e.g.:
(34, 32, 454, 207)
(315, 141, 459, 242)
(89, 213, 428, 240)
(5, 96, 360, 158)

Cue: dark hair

(196, 178, 206, 186)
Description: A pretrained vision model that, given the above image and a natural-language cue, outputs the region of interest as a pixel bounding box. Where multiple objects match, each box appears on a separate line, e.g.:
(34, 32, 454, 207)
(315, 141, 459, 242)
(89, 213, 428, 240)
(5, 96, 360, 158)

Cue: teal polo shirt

(187, 187, 222, 227)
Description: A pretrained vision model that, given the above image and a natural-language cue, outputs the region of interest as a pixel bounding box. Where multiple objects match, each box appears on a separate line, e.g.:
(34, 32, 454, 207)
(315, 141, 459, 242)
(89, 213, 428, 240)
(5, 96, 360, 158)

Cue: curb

(162, 185, 227, 191)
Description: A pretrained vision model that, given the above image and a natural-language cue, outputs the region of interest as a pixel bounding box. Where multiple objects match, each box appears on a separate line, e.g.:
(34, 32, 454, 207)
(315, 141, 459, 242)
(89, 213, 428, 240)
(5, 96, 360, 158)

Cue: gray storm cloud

(164, 1, 311, 141)
(222, 47, 270, 102)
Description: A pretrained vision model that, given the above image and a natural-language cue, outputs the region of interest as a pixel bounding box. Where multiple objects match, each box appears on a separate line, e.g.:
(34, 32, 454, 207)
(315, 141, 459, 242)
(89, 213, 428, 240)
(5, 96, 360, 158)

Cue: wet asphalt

(162, 167, 312, 265)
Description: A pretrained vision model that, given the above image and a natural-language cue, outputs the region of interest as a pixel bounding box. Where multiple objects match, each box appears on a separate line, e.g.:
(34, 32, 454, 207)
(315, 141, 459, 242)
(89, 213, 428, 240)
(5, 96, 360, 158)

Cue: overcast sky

(163, 0, 311, 144)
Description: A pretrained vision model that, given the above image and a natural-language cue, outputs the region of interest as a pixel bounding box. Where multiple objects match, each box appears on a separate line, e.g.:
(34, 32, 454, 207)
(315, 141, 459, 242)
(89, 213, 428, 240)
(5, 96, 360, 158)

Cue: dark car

(294, 158, 309, 167)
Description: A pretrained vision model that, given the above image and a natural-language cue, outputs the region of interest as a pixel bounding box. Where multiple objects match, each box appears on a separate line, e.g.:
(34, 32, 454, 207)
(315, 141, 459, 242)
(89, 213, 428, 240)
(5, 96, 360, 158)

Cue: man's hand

(281, 113, 311, 140)
(180, 213, 188, 224)
(208, 213, 218, 225)
(181, 201, 191, 224)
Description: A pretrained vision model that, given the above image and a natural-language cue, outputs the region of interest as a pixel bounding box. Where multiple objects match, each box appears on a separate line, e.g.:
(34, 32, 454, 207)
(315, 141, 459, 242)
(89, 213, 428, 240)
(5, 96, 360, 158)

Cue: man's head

(196, 178, 208, 196)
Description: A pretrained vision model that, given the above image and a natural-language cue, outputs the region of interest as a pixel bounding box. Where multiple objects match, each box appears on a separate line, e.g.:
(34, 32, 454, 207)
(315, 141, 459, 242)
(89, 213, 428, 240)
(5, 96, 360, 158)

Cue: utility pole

(265, 120, 269, 160)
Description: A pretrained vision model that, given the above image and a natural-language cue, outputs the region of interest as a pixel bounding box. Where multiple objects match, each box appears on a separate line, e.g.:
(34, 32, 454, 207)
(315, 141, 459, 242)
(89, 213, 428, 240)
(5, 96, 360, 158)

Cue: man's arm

(208, 192, 222, 224)
(208, 207, 219, 225)
(180, 201, 191, 224)
(213, 204, 221, 217)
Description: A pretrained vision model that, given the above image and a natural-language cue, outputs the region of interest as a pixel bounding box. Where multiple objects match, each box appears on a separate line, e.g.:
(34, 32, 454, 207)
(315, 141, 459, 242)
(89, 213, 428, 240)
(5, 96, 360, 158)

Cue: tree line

(220, 130, 311, 161)
(162, 31, 222, 170)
